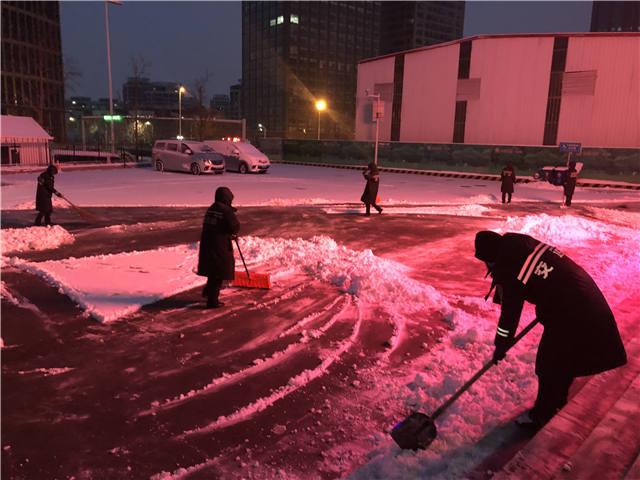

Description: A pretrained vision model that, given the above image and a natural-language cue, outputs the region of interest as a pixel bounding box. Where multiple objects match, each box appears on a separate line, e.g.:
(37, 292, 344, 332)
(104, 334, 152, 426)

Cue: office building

(1, 1, 65, 141)
(380, 1, 465, 54)
(591, 1, 640, 32)
(122, 78, 195, 115)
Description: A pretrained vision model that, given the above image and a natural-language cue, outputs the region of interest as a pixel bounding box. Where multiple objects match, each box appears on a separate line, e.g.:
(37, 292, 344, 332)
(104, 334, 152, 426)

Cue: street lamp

(315, 99, 327, 141)
(258, 123, 267, 138)
(178, 85, 186, 140)
(104, 0, 121, 153)
(366, 91, 383, 165)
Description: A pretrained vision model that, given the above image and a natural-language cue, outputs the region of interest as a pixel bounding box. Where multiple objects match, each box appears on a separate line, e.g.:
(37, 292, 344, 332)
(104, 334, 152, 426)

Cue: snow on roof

(0, 115, 53, 143)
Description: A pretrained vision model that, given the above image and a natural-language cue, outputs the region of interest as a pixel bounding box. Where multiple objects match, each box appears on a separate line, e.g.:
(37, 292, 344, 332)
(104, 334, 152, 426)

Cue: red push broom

(231, 237, 271, 289)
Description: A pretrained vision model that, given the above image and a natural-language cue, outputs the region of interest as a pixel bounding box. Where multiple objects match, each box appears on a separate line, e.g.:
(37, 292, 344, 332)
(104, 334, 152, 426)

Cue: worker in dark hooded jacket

(35, 164, 62, 226)
(474, 230, 626, 429)
(563, 160, 578, 207)
(360, 162, 383, 216)
(197, 187, 240, 308)
(500, 163, 516, 204)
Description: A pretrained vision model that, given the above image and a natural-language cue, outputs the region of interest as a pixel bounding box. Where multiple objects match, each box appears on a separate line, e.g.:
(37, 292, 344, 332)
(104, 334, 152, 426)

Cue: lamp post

(178, 85, 186, 140)
(103, 0, 117, 153)
(258, 123, 267, 138)
(367, 92, 383, 165)
(315, 99, 327, 141)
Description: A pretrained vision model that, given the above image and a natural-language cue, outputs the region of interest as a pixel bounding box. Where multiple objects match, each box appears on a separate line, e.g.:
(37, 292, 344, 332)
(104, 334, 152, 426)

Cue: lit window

(277, 15, 284, 24)
(290, 14, 299, 24)
(270, 19, 276, 26)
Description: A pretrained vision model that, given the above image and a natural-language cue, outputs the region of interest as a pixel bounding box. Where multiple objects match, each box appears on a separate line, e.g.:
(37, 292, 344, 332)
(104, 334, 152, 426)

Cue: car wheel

(239, 162, 248, 174)
(191, 163, 201, 175)
(156, 160, 164, 172)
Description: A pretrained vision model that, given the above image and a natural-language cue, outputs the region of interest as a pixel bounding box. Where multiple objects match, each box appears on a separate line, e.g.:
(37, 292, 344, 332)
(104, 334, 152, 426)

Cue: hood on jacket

(215, 186, 234, 207)
(474, 230, 503, 263)
(46, 164, 58, 175)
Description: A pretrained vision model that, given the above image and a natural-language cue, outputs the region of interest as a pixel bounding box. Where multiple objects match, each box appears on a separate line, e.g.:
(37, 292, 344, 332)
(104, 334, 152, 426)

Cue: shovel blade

(391, 412, 437, 450)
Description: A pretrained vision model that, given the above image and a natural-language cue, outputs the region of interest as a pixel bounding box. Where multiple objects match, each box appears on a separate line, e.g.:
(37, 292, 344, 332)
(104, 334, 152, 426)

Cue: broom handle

(431, 318, 539, 421)
(233, 237, 251, 279)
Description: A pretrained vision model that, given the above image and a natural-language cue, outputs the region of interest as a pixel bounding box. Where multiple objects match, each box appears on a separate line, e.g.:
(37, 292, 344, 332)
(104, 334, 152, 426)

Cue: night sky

(60, 1, 592, 102)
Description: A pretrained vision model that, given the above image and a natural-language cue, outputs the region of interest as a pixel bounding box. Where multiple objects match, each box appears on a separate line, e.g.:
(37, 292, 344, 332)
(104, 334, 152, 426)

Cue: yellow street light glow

(315, 99, 327, 111)
(179, 86, 186, 94)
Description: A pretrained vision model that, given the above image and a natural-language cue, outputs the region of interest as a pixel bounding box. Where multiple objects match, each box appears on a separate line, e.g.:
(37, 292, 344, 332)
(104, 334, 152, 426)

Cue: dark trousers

(530, 369, 574, 426)
(202, 277, 223, 306)
(564, 193, 574, 207)
(35, 211, 52, 226)
(365, 202, 382, 215)
(502, 192, 512, 204)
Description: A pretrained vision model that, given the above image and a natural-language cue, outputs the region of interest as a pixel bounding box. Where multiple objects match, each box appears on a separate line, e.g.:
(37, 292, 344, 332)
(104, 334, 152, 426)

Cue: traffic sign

(559, 142, 582, 153)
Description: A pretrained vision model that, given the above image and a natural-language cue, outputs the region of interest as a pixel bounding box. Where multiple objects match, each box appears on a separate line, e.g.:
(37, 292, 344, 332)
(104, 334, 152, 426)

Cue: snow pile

(324, 204, 491, 217)
(1, 225, 74, 254)
(13, 244, 203, 322)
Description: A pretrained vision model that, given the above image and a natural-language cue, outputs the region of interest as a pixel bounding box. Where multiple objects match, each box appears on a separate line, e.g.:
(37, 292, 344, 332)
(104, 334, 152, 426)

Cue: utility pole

(104, 0, 121, 154)
(367, 92, 383, 165)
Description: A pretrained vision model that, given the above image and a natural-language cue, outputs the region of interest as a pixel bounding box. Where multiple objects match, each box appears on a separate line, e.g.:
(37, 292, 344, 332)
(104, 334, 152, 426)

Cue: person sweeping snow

(360, 162, 383, 216)
(500, 162, 516, 204)
(197, 187, 240, 308)
(474, 230, 627, 430)
(35, 164, 62, 226)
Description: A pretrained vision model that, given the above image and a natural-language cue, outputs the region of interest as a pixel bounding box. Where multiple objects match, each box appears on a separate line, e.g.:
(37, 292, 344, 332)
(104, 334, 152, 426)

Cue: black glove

(55, 191, 63, 198)
(493, 334, 513, 364)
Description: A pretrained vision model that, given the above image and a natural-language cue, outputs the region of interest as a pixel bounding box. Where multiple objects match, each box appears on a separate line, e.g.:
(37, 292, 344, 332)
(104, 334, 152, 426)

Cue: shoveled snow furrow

(280, 296, 346, 337)
(176, 299, 363, 437)
(140, 296, 352, 416)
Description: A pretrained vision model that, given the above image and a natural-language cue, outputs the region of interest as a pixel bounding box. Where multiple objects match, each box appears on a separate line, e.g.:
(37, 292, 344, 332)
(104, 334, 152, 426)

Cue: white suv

(205, 140, 270, 174)
(152, 140, 225, 175)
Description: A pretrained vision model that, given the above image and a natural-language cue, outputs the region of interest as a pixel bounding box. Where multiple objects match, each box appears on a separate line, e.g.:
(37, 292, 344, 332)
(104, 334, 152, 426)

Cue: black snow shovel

(391, 318, 540, 450)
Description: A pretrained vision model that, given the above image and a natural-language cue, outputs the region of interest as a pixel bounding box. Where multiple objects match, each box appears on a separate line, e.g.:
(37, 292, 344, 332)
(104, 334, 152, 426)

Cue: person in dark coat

(563, 160, 578, 207)
(196, 187, 240, 308)
(474, 230, 627, 429)
(35, 164, 62, 226)
(500, 163, 516, 204)
(360, 162, 383, 216)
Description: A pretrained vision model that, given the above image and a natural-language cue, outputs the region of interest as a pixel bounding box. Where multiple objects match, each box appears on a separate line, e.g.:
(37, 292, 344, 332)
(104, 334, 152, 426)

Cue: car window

(181, 144, 191, 153)
(167, 143, 178, 152)
(155, 142, 166, 150)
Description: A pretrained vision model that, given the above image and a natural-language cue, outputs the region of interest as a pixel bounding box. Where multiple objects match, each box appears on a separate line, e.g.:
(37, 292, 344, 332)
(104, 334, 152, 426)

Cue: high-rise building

(228, 83, 242, 120)
(591, 1, 640, 32)
(122, 78, 196, 115)
(210, 94, 230, 116)
(242, 1, 381, 139)
(380, 1, 465, 54)
(1, 1, 65, 141)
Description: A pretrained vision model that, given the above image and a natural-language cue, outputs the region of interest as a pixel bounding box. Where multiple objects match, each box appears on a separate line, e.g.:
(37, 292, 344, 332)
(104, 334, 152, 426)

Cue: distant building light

(69, 116, 76, 122)
(103, 115, 123, 122)
(290, 14, 299, 24)
(277, 15, 284, 24)
(176, 135, 184, 140)
(71, 100, 77, 105)
(270, 18, 276, 27)
(144, 121, 151, 126)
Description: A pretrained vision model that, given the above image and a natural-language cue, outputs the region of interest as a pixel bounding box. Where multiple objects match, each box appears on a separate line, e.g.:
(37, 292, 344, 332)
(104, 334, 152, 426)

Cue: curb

(272, 160, 640, 190)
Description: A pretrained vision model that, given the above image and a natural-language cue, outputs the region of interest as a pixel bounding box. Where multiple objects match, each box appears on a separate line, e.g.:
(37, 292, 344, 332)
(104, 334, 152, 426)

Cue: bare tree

(129, 55, 150, 159)
(63, 56, 83, 94)
(191, 70, 212, 141)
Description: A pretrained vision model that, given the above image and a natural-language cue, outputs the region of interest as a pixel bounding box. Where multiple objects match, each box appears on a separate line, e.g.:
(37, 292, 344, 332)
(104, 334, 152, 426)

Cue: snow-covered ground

(2, 165, 639, 479)
(2, 164, 638, 210)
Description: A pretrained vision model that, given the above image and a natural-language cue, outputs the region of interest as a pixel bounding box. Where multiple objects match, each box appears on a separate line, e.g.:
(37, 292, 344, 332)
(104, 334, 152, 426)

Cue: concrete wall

(558, 36, 640, 148)
(355, 56, 395, 142)
(400, 43, 459, 143)
(465, 37, 553, 146)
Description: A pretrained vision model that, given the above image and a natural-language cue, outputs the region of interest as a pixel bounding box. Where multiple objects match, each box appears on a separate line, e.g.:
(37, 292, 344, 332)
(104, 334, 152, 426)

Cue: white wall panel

(465, 37, 554, 146)
(355, 57, 395, 141)
(558, 36, 640, 148)
(400, 44, 459, 143)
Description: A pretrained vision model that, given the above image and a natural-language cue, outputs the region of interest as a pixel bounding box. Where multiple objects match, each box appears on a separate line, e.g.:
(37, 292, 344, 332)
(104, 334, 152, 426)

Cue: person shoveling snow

(34, 164, 62, 226)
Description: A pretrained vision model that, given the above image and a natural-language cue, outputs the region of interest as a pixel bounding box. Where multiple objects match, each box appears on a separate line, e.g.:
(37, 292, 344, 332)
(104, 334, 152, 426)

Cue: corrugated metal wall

(1, 140, 50, 165)
(464, 37, 554, 146)
(558, 36, 640, 148)
(355, 57, 395, 142)
(400, 43, 459, 143)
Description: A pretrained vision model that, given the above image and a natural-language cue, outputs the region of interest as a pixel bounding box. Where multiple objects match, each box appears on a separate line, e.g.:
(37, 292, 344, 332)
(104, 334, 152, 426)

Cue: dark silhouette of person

(474, 230, 626, 430)
(563, 161, 578, 207)
(360, 162, 383, 216)
(196, 187, 240, 308)
(500, 163, 516, 204)
(35, 164, 62, 226)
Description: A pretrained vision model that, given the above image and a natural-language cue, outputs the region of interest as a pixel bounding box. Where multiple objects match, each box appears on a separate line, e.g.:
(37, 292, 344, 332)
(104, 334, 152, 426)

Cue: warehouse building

(355, 33, 639, 148)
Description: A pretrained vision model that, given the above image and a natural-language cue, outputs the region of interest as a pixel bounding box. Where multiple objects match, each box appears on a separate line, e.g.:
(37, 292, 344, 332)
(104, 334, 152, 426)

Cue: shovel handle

(431, 318, 539, 421)
(233, 237, 251, 279)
